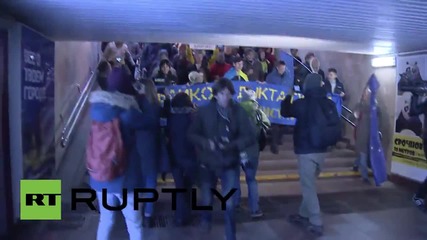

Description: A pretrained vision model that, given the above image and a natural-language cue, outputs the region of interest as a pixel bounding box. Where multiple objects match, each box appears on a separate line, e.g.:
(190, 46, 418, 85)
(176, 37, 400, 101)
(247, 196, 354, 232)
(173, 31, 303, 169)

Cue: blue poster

(21, 27, 55, 179)
(162, 82, 342, 125)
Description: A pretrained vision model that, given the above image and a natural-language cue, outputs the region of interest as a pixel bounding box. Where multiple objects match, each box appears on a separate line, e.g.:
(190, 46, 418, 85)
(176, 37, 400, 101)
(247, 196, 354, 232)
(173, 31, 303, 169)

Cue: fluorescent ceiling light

(371, 56, 396, 68)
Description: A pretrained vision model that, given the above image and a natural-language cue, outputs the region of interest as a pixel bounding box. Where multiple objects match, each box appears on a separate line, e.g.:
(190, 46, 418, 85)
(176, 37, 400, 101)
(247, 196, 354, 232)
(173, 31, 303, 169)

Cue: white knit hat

(242, 88, 257, 101)
(188, 71, 204, 84)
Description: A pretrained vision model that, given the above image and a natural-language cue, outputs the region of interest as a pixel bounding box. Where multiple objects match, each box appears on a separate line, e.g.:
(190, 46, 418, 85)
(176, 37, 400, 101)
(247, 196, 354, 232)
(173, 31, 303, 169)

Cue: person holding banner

(152, 59, 177, 90)
(188, 78, 256, 240)
(266, 60, 293, 153)
(353, 86, 382, 184)
(243, 48, 263, 81)
(224, 56, 249, 81)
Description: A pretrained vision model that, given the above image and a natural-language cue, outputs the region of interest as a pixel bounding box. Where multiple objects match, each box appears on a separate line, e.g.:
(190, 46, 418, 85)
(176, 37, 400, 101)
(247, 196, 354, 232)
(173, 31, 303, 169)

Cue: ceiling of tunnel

(1, 0, 427, 55)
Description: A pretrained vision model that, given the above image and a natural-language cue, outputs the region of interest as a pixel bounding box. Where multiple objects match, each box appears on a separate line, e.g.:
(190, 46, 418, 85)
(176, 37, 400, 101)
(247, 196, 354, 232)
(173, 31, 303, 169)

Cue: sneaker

(251, 210, 264, 218)
(307, 223, 324, 236)
(288, 214, 309, 226)
(412, 194, 426, 211)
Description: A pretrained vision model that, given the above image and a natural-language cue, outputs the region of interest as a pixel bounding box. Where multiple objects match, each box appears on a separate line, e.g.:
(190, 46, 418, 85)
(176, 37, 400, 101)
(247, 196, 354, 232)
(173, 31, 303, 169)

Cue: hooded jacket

(88, 90, 146, 193)
(281, 87, 331, 154)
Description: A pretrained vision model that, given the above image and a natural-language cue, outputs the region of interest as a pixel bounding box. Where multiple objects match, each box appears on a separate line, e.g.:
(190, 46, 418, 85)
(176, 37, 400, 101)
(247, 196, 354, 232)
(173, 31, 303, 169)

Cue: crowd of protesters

(87, 41, 362, 240)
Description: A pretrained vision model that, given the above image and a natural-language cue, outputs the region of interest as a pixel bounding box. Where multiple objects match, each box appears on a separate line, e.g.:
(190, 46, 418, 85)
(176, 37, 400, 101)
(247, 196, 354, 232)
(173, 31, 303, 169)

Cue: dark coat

(280, 87, 331, 154)
(153, 71, 177, 87)
(167, 107, 197, 173)
(323, 79, 345, 96)
(134, 95, 167, 175)
(188, 99, 256, 170)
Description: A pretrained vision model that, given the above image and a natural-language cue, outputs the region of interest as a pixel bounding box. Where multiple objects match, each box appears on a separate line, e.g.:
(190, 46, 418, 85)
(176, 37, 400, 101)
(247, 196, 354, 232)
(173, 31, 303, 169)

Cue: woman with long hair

(166, 92, 197, 226)
(134, 78, 163, 227)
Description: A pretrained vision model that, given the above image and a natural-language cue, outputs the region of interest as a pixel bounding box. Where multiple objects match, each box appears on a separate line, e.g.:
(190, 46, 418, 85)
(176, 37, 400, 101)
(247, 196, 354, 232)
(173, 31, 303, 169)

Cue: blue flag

(368, 74, 387, 186)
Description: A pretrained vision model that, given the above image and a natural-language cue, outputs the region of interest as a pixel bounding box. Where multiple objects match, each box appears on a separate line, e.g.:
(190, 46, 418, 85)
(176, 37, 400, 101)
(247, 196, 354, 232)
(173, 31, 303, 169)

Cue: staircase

(254, 133, 359, 182)
(159, 133, 359, 184)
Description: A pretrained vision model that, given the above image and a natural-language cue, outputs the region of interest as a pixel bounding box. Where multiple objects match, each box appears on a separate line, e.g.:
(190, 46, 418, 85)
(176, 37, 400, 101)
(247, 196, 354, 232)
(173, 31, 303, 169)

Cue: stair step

(273, 141, 349, 151)
(258, 157, 354, 171)
(159, 168, 361, 184)
(252, 167, 357, 177)
(259, 149, 357, 161)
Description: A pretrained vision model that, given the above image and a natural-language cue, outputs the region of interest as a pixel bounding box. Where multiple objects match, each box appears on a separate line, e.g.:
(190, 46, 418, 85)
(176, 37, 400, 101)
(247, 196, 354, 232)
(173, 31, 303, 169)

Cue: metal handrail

(60, 70, 97, 147)
(290, 54, 356, 126)
(289, 53, 382, 138)
(342, 105, 353, 115)
(341, 114, 356, 127)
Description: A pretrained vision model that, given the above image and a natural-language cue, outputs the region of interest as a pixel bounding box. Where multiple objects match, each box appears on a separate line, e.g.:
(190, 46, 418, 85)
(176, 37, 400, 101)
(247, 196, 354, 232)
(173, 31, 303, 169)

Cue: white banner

(189, 44, 216, 50)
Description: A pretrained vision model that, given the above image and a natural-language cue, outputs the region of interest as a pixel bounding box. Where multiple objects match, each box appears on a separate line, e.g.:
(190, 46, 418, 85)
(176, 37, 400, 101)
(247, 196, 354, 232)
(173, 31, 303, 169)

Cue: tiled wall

(54, 41, 100, 169)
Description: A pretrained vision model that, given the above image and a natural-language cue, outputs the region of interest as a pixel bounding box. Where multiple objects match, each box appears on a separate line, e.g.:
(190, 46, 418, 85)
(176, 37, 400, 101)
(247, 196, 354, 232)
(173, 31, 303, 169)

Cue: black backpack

(255, 109, 268, 151)
(307, 98, 341, 148)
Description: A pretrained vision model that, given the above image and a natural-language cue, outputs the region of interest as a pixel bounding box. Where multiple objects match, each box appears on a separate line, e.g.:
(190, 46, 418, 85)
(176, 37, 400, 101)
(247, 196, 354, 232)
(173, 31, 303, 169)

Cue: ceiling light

(371, 56, 395, 68)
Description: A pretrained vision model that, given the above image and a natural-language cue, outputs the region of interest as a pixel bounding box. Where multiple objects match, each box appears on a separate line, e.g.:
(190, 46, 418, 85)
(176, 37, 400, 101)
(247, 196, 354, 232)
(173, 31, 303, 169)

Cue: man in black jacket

(280, 73, 330, 236)
(323, 68, 346, 98)
(188, 78, 256, 240)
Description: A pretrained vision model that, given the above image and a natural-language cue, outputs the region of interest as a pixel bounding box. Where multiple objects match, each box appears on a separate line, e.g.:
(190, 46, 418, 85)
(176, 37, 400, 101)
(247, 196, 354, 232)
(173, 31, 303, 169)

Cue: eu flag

(368, 74, 388, 186)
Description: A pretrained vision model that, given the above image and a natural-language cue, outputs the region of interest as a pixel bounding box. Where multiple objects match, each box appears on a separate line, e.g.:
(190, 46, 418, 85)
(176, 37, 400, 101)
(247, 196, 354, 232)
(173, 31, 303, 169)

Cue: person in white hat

(188, 71, 205, 85)
(234, 87, 270, 218)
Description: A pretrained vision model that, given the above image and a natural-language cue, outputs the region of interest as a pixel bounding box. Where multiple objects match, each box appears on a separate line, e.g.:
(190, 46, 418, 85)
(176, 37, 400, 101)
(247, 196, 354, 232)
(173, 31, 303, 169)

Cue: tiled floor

(10, 179, 427, 240)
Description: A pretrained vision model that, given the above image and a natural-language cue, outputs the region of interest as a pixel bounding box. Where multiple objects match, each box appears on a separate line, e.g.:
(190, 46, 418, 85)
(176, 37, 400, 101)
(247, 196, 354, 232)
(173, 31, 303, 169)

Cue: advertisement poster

(392, 54, 427, 180)
(21, 27, 55, 179)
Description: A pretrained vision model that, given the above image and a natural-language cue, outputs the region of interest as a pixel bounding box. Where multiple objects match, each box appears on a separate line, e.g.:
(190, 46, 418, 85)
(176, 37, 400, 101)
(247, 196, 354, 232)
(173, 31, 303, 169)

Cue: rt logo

(20, 180, 62, 220)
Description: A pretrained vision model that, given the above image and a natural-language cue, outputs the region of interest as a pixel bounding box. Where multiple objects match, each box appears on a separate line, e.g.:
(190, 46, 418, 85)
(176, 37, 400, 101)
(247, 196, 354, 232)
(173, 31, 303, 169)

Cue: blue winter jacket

(134, 95, 170, 175)
(266, 68, 294, 94)
(88, 90, 146, 193)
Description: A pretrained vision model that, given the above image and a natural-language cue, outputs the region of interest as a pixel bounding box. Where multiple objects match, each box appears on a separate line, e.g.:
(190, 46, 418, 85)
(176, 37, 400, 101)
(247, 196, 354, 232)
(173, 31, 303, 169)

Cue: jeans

(96, 191, 143, 240)
(171, 167, 195, 222)
(142, 172, 157, 217)
(297, 153, 325, 226)
(199, 166, 239, 240)
(234, 160, 260, 213)
(355, 152, 369, 180)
